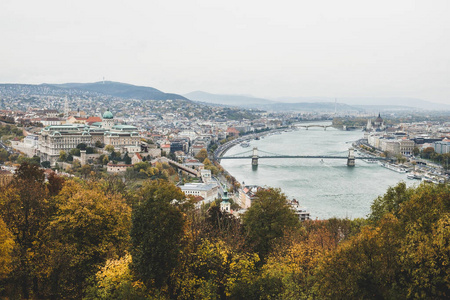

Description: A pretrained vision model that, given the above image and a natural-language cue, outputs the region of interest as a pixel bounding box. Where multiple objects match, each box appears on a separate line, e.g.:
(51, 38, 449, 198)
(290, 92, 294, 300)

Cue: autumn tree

(314, 183, 450, 299)
(195, 148, 208, 163)
(84, 253, 147, 300)
(173, 239, 260, 299)
(242, 188, 300, 260)
(105, 144, 115, 153)
(0, 217, 14, 280)
(46, 179, 131, 298)
(0, 163, 50, 298)
(130, 180, 188, 291)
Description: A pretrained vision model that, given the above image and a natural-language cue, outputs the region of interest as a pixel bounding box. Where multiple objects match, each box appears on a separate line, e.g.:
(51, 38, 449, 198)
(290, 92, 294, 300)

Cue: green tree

(0, 148, 8, 162)
(41, 161, 51, 168)
(130, 180, 187, 290)
(105, 145, 115, 153)
(95, 140, 104, 148)
(80, 164, 92, 179)
(76, 143, 87, 150)
(102, 155, 109, 165)
(124, 153, 131, 165)
(369, 182, 412, 222)
(242, 188, 300, 260)
(59, 150, 67, 162)
(86, 146, 95, 154)
(69, 148, 81, 157)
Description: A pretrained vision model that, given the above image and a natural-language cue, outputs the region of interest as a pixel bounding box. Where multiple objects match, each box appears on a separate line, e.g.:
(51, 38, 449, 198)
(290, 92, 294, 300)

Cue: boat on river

(240, 142, 250, 148)
(362, 158, 378, 164)
(381, 163, 409, 173)
(407, 173, 422, 180)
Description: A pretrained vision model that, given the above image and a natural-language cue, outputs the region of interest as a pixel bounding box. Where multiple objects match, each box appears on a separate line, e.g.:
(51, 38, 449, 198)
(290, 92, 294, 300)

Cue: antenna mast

(334, 98, 337, 115)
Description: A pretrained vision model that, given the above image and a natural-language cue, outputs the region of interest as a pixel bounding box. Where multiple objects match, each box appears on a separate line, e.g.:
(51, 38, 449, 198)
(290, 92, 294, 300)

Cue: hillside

(51, 81, 187, 100)
(0, 81, 187, 101)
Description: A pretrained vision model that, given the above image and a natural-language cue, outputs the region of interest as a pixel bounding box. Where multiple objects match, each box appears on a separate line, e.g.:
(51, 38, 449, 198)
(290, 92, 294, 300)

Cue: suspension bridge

(216, 147, 387, 167)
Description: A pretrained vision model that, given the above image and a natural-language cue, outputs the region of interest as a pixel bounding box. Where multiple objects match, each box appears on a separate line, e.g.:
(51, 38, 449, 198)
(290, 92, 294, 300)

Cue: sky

(1, 0, 449, 104)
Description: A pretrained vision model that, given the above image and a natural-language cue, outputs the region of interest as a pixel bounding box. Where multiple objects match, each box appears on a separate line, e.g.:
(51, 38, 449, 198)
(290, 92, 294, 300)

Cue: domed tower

(374, 113, 383, 127)
(102, 109, 114, 130)
(220, 186, 231, 213)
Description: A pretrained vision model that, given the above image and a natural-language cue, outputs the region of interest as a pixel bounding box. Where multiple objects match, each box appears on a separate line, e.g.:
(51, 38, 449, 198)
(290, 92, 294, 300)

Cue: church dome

(103, 109, 114, 119)
(375, 113, 383, 124)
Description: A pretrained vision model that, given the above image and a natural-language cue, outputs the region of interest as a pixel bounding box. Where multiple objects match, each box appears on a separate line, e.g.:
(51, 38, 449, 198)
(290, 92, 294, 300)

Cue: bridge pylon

(347, 148, 355, 167)
(252, 147, 259, 167)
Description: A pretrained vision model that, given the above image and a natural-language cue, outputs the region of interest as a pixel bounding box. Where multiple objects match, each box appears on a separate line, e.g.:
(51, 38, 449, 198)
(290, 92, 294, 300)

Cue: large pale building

(37, 110, 141, 165)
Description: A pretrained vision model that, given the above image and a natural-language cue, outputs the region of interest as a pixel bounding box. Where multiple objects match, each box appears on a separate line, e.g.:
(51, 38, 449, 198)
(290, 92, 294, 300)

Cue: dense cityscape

(2, 0, 450, 298)
(1, 83, 449, 298)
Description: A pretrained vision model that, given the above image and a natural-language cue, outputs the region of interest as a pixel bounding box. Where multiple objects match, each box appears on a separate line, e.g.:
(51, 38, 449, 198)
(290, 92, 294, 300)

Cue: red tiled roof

(86, 116, 102, 123)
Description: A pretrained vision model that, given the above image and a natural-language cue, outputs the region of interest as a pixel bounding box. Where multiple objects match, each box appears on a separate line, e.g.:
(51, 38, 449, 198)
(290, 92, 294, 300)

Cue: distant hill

(185, 91, 450, 111)
(0, 81, 187, 101)
(260, 102, 359, 112)
(183, 91, 420, 112)
(274, 96, 450, 111)
(184, 91, 275, 107)
(51, 81, 187, 100)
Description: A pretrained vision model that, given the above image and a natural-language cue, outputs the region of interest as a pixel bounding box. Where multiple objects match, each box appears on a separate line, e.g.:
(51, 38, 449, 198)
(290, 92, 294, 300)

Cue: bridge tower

(347, 148, 355, 167)
(252, 147, 259, 167)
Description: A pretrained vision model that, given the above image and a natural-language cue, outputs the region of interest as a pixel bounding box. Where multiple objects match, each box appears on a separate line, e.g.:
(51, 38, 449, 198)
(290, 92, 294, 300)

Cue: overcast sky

(1, 0, 449, 104)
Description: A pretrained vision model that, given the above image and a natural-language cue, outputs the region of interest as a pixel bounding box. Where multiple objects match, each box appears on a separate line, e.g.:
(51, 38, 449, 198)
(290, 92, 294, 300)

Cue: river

(220, 122, 414, 219)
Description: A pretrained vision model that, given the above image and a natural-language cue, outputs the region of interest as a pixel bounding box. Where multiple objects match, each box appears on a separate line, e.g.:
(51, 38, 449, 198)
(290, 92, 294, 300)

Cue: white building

(179, 182, 219, 206)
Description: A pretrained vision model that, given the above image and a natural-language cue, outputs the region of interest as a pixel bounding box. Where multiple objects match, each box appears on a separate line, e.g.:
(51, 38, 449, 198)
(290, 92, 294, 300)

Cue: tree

(0, 163, 50, 298)
(0, 217, 14, 280)
(421, 147, 435, 159)
(124, 153, 131, 165)
(195, 149, 208, 163)
(47, 180, 131, 298)
(242, 188, 300, 260)
(85, 146, 95, 154)
(76, 143, 87, 150)
(0, 148, 8, 162)
(369, 182, 412, 222)
(130, 180, 188, 290)
(69, 148, 81, 157)
(80, 164, 92, 179)
(105, 145, 115, 153)
(84, 254, 147, 300)
(95, 140, 104, 148)
(41, 161, 51, 168)
(59, 150, 67, 162)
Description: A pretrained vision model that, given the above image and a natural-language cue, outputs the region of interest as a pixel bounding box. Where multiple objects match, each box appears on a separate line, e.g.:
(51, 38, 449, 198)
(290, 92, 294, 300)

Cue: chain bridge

(216, 147, 387, 167)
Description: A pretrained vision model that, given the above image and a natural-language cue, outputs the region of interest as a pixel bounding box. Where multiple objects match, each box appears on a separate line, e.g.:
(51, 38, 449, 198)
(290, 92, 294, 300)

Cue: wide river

(221, 122, 413, 220)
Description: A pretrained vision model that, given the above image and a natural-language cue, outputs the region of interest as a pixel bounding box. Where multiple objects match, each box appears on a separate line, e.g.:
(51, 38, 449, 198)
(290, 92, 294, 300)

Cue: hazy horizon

(1, 0, 449, 104)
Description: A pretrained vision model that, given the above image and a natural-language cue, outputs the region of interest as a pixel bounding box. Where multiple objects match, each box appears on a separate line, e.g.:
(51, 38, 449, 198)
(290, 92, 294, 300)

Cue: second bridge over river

(217, 147, 387, 167)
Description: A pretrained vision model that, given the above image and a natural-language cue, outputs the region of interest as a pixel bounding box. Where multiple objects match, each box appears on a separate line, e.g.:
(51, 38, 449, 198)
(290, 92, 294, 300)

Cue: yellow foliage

(0, 217, 14, 279)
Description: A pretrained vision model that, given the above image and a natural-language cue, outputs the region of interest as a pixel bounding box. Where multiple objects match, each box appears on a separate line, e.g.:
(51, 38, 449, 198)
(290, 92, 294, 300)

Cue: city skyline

(1, 0, 449, 104)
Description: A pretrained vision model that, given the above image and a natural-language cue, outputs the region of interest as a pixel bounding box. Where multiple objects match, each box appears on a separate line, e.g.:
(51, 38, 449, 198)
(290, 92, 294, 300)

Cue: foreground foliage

(0, 163, 449, 299)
